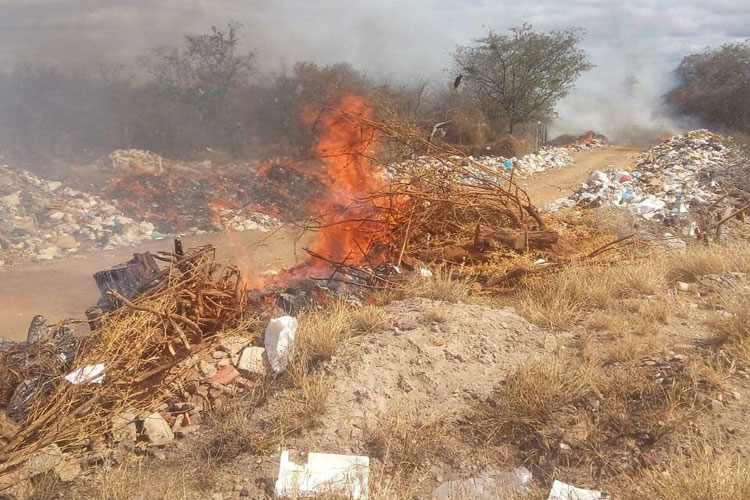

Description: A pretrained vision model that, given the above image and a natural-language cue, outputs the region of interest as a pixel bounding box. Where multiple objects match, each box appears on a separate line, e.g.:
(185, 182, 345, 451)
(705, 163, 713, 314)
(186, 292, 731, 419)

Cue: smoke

(0, 0, 747, 142)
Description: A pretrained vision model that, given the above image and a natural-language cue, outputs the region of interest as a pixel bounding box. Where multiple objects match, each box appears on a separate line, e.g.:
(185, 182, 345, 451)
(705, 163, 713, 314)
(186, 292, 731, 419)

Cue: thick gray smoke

(0, 0, 748, 142)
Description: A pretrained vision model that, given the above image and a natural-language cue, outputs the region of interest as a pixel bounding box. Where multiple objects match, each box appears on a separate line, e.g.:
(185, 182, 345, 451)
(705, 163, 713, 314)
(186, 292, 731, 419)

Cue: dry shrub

(72, 463, 191, 500)
(471, 355, 703, 476)
(281, 373, 334, 430)
(349, 306, 391, 335)
(364, 411, 450, 476)
(376, 270, 474, 305)
(291, 303, 355, 368)
(665, 242, 750, 283)
(423, 305, 449, 324)
(629, 453, 750, 500)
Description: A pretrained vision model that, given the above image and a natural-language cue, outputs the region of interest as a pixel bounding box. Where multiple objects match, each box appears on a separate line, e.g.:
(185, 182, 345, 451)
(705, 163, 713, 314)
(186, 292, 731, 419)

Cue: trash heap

(108, 149, 164, 174)
(0, 165, 163, 264)
(390, 147, 573, 180)
(549, 130, 744, 240)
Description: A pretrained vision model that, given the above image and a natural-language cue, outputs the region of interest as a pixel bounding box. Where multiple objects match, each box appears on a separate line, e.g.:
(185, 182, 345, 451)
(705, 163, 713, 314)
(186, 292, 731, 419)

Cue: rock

(710, 399, 724, 412)
(236, 346, 267, 376)
(208, 365, 240, 385)
(676, 281, 690, 292)
(174, 425, 201, 439)
(112, 410, 138, 443)
(217, 358, 231, 367)
(397, 320, 419, 331)
(22, 444, 63, 478)
(147, 448, 167, 461)
(54, 458, 81, 482)
(212, 350, 228, 360)
(54, 234, 79, 249)
(199, 360, 218, 378)
(141, 412, 174, 445)
(219, 336, 252, 357)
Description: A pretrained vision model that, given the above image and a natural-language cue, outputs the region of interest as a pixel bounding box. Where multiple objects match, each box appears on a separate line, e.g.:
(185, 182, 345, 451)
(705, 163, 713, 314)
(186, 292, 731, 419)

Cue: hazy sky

(0, 0, 748, 138)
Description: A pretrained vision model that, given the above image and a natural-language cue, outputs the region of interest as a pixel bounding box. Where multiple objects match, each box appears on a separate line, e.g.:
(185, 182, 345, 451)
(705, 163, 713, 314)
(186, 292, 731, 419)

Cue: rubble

(108, 149, 164, 174)
(548, 130, 747, 239)
(0, 164, 163, 263)
(237, 347, 267, 376)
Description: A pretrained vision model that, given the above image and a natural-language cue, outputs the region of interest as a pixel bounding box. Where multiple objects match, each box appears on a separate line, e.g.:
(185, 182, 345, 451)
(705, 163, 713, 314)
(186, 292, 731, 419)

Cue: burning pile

(106, 166, 285, 234)
(548, 130, 609, 151)
(549, 130, 748, 241)
(0, 165, 163, 264)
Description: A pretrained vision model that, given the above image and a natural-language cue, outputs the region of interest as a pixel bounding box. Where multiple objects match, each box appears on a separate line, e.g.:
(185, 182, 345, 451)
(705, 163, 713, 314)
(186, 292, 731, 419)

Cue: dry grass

(712, 288, 750, 367)
(423, 304, 449, 323)
(515, 260, 667, 329)
(375, 269, 474, 305)
(349, 305, 391, 335)
(628, 453, 750, 500)
(364, 411, 450, 476)
(665, 243, 750, 283)
(470, 354, 705, 476)
(70, 463, 192, 500)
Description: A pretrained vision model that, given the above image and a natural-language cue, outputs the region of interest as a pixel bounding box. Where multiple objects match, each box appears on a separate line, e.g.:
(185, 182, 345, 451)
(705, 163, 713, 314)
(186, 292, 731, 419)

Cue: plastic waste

(275, 450, 370, 499)
(419, 268, 433, 278)
(547, 480, 609, 500)
(433, 467, 532, 500)
(65, 364, 106, 384)
(264, 316, 298, 374)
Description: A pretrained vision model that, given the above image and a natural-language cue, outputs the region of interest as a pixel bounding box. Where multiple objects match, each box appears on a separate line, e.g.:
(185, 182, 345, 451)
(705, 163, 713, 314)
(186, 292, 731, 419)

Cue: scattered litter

(265, 316, 298, 374)
(275, 450, 370, 499)
(64, 364, 105, 385)
(433, 467, 532, 500)
(547, 480, 609, 500)
(419, 268, 433, 278)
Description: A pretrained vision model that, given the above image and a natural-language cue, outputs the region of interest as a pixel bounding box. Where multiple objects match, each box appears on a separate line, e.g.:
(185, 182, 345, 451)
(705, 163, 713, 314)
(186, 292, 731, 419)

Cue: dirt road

(0, 146, 645, 342)
(522, 145, 645, 205)
(0, 227, 310, 341)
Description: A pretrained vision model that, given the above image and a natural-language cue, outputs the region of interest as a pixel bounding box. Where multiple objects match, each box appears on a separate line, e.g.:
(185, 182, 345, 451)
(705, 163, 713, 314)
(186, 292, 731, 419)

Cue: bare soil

(0, 227, 310, 341)
(522, 145, 645, 205)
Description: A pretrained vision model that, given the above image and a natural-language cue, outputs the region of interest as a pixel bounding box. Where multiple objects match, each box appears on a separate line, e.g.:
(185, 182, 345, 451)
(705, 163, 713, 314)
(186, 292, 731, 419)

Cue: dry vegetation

(15, 239, 750, 499)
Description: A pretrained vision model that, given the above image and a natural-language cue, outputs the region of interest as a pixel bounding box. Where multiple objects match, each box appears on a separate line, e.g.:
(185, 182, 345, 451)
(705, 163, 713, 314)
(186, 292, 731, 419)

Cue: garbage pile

(0, 165, 163, 264)
(108, 149, 164, 174)
(548, 130, 745, 241)
(391, 147, 573, 180)
(548, 131, 609, 151)
(105, 162, 305, 234)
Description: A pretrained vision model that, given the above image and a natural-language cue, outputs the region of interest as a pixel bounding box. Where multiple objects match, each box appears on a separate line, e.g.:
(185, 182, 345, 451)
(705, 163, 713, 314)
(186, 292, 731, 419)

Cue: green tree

(452, 24, 593, 134)
(665, 41, 750, 134)
(147, 21, 255, 119)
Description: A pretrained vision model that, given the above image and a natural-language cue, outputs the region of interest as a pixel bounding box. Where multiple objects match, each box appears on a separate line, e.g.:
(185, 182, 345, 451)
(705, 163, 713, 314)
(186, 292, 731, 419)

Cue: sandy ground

(522, 145, 645, 205)
(0, 146, 644, 342)
(0, 227, 310, 341)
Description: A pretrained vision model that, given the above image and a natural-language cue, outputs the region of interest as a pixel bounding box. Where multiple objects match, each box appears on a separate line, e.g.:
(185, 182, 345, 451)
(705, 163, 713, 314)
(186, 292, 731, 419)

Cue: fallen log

(474, 228, 558, 252)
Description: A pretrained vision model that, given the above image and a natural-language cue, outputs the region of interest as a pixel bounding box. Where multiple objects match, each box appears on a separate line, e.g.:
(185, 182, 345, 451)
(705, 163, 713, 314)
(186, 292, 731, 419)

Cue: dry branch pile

(0, 246, 251, 475)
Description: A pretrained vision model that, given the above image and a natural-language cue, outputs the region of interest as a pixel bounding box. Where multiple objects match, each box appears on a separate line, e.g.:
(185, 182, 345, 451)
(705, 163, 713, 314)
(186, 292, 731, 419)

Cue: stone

(141, 412, 174, 445)
(111, 410, 138, 443)
(219, 336, 252, 357)
(212, 350, 228, 360)
(199, 360, 218, 378)
(22, 444, 63, 478)
(217, 358, 231, 367)
(676, 281, 690, 292)
(236, 346, 267, 376)
(208, 365, 240, 385)
(54, 458, 82, 482)
(54, 234, 79, 249)
(174, 425, 201, 439)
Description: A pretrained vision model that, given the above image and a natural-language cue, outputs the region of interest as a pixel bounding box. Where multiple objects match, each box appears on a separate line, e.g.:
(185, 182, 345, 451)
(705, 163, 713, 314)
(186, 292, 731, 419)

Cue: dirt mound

(301, 297, 548, 451)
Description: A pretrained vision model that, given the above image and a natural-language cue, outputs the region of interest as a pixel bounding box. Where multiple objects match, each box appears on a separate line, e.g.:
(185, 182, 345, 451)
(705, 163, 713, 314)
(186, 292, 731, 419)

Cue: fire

(297, 93, 387, 276)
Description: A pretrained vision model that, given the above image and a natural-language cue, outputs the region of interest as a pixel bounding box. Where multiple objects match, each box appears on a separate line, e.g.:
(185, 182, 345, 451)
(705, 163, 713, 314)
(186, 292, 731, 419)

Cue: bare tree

(452, 24, 593, 134)
(146, 21, 255, 120)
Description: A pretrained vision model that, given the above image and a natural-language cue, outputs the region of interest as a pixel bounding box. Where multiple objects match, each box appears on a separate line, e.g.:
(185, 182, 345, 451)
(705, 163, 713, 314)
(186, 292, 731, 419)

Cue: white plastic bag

(547, 480, 609, 500)
(65, 364, 106, 384)
(264, 316, 297, 374)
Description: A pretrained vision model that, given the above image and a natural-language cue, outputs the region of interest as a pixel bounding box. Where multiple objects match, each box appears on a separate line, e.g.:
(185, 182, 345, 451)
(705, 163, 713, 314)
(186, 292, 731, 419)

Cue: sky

(0, 0, 748, 140)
